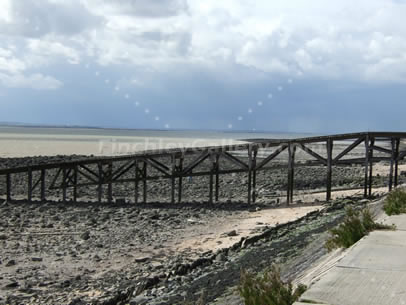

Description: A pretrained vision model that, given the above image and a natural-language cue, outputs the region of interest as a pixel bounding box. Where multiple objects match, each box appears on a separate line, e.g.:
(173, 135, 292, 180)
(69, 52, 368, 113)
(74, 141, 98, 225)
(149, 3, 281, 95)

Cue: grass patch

(326, 208, 394, 251)
(239, 265, 306, 305)
(384, 188, 406, 215)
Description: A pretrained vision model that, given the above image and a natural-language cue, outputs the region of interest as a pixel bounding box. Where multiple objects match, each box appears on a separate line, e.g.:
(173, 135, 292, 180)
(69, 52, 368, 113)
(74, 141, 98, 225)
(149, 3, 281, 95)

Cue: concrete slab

(293, 302, 329, 305)
(337, 231, 406, 271)
(299, 267, 406, 305)
(382, 215, 406, 231)
(296, 214, 406, 305)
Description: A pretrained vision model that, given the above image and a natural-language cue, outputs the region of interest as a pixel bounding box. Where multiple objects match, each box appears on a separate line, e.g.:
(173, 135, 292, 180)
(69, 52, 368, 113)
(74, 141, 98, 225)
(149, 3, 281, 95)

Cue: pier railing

(1, 132, 405, 204)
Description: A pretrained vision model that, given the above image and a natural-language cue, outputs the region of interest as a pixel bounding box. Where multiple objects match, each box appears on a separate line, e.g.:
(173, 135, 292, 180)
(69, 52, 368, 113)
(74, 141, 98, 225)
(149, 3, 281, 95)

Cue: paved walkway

(294, 213, 406, 305)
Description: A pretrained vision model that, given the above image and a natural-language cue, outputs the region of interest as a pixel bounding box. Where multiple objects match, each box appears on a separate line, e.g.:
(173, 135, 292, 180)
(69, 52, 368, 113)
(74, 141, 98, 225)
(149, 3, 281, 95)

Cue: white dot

(155, 116, 160, 121)
(145, 108, 150, 114)
(277, 86, 283, 91)
(134, 101, 140, 107)
(25, 18, 30, 24)
(165, 124, 170, 129)
(115, 86, 120, 91)
(288, 79, 293, 84)
(252, 128, 256, 131)
(125, 94, 130, 99)
(257, 101, 263, 106)
(238, 116, 243, 121)
(228, 123, 233, 129)
(35, 26, 40, 31)
(95, 71, 100, 76)
(85, 64, 90, 69)
(267, 93, 273, 99)
(248, 108, 253, 113)
(105, 79, 110, 84)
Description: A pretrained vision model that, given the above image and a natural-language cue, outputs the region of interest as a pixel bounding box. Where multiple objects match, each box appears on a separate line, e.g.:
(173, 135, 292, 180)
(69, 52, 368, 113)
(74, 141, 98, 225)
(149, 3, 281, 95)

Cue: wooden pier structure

(0, 132, 405, 204)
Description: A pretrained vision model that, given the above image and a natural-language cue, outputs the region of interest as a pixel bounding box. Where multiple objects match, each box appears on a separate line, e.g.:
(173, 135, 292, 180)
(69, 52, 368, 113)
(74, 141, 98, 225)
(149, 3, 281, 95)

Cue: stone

(135, 257, 150, 263)
(80, 231, 90, 240)
(4, 281, 19, 289)
(130, 295, 149, 305)
(226, 230, 238, 237)
(31, 257, 43, 262)
(215, 253, 226, 263)
(6, 259, 16, 267)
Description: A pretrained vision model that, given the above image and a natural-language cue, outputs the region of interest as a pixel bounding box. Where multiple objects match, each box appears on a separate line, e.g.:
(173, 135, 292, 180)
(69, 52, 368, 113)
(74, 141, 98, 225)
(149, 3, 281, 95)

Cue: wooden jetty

(0, 132, 405, 204)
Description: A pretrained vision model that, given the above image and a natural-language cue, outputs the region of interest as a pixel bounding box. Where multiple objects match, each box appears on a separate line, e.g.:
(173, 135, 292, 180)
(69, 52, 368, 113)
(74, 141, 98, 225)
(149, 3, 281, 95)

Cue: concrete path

(294, 214, 406, 305)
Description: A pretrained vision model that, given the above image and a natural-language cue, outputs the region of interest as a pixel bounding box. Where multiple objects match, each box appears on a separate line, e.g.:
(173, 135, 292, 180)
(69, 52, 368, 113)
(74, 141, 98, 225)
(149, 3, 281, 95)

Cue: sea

(0, 126, 314, 158)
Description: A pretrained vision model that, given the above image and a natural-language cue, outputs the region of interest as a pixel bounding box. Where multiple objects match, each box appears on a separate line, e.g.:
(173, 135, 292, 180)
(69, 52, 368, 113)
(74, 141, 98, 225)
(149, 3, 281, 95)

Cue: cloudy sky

(0, 0, 406, 133)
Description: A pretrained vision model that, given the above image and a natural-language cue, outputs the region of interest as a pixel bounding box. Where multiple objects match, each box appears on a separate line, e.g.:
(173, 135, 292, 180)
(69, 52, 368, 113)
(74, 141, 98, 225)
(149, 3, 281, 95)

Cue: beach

(0, 128, 403, 304)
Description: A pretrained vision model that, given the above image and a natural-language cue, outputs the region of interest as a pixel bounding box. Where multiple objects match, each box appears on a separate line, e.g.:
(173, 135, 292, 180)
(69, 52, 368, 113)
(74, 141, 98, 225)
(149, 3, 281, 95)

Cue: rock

(116, 198, 126, 204)
(226, 230, 238, 237)
(4, 281, 19, 289)
(130, 295, 149, 305)
(80, 231, 90, 240)
(31, 257, 43, 262)
(93, 254, 101, 262)
(135, 257, 150, 263)
(215, 253, 226, 263)
(6, 259, 16, 267)
(0, 234, 7, 240)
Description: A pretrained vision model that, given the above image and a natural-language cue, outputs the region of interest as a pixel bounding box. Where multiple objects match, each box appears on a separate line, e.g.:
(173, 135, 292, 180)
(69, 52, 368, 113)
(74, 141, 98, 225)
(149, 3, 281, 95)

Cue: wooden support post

(40, 169, 46, 202)
(287, 144, 296, 204)
(98, 162, 103, 203)
(178, 155, 184, 203)
(171, 155, 176, 204)
(215, 154, 220, 202)
(389, 138, 395, 191)
(252, 147, 258, 203)
(143, 161, 147, 203)
(28, 168, 32, 202)
(62, 167, 67, 203)
(6, 173, 11, 202)
(247, 145, 253, 204)
(395, 138, 400, 187)
(73, 165, 78, 203)
(326, 138, 333, 201)
(108, 162, 113, 203)
(209, 152, 215, 204)
(368, 138, 375, 197)
(134, 159, 139, 204)
(290, 145, 296, 203)
(364, 135, 370, 198)
(287, 144, 292, 204)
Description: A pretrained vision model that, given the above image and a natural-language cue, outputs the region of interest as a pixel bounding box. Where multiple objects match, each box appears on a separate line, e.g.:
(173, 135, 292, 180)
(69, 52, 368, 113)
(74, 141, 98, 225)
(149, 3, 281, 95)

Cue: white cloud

(1, 0, 406, 83)
(0, 49, 26, 73)
(0, 73, 63, 90)
(27, 39, 81, 64)
(0, 0, 102, 37)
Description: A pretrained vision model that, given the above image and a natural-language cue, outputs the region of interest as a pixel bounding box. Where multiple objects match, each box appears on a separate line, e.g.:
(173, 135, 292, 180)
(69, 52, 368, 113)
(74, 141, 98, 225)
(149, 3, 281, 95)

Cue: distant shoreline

(0, 122, 316, 135)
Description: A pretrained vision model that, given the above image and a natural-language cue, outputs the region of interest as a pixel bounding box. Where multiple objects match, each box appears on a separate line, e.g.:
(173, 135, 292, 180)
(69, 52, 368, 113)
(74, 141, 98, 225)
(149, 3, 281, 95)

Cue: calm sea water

(0, 126, 314, 157)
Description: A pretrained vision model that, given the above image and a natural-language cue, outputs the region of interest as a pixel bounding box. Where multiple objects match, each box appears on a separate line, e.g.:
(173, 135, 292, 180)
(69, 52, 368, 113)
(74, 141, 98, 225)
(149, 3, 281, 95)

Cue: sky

(0, 0, 406, 133)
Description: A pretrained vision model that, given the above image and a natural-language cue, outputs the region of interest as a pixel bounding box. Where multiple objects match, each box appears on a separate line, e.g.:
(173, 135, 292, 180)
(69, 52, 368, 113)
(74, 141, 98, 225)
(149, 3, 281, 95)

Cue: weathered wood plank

(364, 135, 369, 198)
(256, 144, 287, 170)
(333, 137, 364, 164)
(298, 143, 327, 165)
(221, 152, 249, 170)
(40, 169, 46, 202)
(326, 138, 333, 201)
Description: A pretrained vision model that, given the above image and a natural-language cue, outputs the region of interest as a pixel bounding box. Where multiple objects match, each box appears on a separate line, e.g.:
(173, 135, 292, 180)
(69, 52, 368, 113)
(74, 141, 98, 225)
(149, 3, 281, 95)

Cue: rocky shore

(0, 153, 401, 305)
(0, 196, 373, 305)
